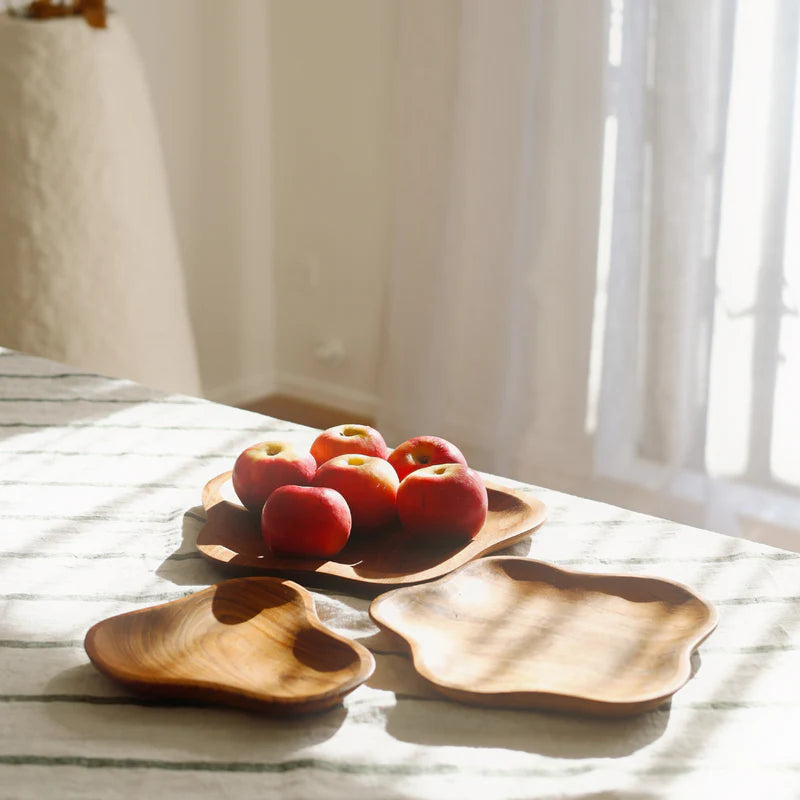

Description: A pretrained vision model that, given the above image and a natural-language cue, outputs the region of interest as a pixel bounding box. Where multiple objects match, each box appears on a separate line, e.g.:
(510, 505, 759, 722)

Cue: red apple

(261, 485, 351, 558)
(396, 463, 488, 541)
(388, 435, 468, 481)
(310, 424, 389, 467)
(312, 453, 399, 530)
(232, 440, 317, 513)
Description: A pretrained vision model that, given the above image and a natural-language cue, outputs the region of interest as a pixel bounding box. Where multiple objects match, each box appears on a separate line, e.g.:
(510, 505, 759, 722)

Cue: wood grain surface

(369, 556, 718, 716)
(84, 577, 375, 714)
(196, 472, 547, 594)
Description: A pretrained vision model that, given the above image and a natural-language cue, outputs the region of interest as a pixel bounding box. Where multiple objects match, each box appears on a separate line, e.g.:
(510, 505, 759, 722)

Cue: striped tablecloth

(2, 346, 800, 799)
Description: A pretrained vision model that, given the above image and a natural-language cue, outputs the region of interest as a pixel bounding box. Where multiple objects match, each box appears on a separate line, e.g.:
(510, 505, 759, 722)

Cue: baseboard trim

(202, 372, 277, 407)
(275, 372, 379, 417)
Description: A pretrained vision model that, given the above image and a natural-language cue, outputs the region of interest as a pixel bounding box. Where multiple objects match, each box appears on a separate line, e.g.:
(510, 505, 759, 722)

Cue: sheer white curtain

(377, 0, 800, 549)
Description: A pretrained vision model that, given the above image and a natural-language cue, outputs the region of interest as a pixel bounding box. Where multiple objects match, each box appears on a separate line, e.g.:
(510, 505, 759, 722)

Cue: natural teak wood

(197, 472, 547, 595)
(369, 557, 718, 716)
(84, 577, 375, 714)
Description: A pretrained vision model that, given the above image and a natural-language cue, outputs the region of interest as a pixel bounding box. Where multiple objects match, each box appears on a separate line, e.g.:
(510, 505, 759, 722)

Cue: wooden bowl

(196, 471, 547, 595)
(369, 557, 718, 716)
(84, 577, 375, 714)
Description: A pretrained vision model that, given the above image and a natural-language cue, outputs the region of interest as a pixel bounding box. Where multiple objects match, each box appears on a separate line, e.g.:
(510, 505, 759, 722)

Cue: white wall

(269, 0, 394, 415)
(114, 0, 276, 403)
(115, 0, 393, 410)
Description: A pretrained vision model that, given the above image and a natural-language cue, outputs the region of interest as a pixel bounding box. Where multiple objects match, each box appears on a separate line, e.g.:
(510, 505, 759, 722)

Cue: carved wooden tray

(369, 556, 718, 716)
(196, 471, 546, 595)
(84, 577, 375, 714)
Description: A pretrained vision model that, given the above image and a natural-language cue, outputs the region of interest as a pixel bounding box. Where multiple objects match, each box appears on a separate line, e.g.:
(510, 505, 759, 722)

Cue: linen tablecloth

(1, 345, 799, 799)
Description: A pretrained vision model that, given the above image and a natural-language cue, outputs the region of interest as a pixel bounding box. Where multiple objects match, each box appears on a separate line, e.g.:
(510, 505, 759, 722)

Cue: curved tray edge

(196, 472, 548, 594)
(85, 576, 376, 715)
(369, 556, 718, 717)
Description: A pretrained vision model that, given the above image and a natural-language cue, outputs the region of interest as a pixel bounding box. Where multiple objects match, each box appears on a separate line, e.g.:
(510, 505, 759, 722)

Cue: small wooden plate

(84, 577, 375, 714)
(196, 472, 546, 594)
(369, 557, 718, 716)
